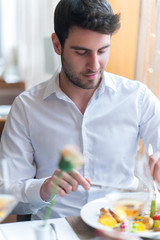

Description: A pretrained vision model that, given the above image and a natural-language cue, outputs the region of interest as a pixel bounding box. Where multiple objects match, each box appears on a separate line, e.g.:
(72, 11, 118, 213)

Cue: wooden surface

(0, 78, 25, 105)
(1, 215, 17, 224)
(66, 216, 96, 240)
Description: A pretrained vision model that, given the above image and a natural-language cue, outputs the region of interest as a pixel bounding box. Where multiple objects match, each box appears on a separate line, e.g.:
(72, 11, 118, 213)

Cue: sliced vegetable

(99, 215, 117, 227)
(131, 223, 138, 233)
(153, 220, 160, 228)
(120, 222, 125, 229)
(135, 216, 144, 221)
(134, 221, 146, 231)
(153, 214, 160, 220)
(150, 200, 156, 217)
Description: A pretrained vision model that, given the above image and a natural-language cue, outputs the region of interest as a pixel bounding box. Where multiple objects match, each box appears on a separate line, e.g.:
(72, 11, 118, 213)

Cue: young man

(0, 0, 160, 220)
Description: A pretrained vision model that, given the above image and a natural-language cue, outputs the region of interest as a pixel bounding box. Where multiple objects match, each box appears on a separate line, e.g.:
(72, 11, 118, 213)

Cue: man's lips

(83, 72, 98, 79)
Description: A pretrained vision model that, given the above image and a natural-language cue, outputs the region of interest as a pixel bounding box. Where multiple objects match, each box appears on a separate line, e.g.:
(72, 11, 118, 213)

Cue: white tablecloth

(0, 218, 80, 240)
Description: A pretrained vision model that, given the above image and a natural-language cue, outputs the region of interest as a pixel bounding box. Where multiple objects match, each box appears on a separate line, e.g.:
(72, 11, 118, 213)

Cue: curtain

(17, 0, 60, 88)
(0, 0, 18, 80)
(135, 0, 160, 153)
(135, 0, 160, 98)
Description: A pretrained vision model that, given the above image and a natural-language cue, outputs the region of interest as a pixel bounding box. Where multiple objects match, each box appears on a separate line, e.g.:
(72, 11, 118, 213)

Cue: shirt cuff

(25, 178, 50, 212)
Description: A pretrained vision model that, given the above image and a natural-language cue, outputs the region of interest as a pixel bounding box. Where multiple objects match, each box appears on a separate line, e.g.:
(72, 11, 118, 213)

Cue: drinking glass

(106, 183, 150, 221)
(105, 150, 153, 221)
(0, 159, 18, 222)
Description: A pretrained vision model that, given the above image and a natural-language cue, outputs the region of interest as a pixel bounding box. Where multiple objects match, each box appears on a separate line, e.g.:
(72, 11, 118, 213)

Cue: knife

(90, 183, 127, 192)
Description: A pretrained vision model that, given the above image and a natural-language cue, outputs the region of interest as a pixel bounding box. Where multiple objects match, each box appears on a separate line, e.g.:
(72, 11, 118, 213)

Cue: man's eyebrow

(70, 44, 111, 51)
(99, 44, 111, 50)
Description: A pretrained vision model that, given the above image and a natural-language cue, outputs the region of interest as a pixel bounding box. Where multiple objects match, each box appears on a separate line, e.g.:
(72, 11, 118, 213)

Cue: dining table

(0, 216, 97, 240)
(1, 215, 160, 240)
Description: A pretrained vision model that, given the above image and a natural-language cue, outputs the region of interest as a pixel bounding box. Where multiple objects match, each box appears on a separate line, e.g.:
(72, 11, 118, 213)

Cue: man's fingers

(60, 171, 79, 190)
(71, 169, 90, 190)
(149, 151, 160, 183)
(85, 177, 91, 184)
(53, 169, 90, 190)
(41, 169, 90, 201)
(52, 170, 79, 191)
(149, 156, 155, 176)
(59, 170, 90, 191)
(58, 178, 73, 193)
(56, 186, 67, 197)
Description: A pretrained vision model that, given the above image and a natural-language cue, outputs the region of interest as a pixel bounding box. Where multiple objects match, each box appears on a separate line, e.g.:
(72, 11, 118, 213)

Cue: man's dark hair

(54, 0, 120, 47)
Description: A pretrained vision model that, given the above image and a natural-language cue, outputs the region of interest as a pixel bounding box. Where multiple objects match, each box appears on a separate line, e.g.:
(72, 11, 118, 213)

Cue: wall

(106, 0, 140, 80)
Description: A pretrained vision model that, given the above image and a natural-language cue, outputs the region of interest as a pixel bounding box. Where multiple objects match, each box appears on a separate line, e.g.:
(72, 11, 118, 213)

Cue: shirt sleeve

(139, 84, 160, 152)
(12, 178, 49, 215)
(0, 97, 49, 214)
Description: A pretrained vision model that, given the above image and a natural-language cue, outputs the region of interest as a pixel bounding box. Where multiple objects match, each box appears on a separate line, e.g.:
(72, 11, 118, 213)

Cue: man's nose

(87, 54, 100, 71)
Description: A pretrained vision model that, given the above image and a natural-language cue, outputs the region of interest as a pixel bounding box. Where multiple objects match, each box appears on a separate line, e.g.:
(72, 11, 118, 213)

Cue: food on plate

(99, 215, 117, 227)
(98, 200, 160, 233)
(133, 221, 146, 232)
(99, 208, 111, 218)
(153, 220, 160, 229)
(137, 216, 154, 230)
(152, 214, 160, 220)
(108, 208, 124, 223)
(150, 200, 156, 217)
(99, 208, 118, 227)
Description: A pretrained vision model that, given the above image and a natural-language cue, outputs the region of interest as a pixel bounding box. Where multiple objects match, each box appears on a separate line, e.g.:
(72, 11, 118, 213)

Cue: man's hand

(149, 150, 160, 183)
(40, 169, 90, 201)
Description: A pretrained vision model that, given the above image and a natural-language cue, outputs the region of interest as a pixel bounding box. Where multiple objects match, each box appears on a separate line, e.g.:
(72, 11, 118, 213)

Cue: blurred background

(0, 0, 160, 94)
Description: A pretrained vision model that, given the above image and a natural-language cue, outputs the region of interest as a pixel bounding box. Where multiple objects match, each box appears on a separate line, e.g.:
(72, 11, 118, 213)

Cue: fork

(148, 144, 160, 203)
(50, 223, 59, 240)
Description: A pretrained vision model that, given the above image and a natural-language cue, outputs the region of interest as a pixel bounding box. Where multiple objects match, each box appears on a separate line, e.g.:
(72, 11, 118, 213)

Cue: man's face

(61, 26, 111, 90)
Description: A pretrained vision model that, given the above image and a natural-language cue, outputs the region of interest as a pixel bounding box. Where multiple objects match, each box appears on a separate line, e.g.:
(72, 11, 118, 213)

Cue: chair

(0, 77, 25, 105)
(0, 118, 5, 136)
(0, 77, 25, 137)
(17, 214, 31, 222)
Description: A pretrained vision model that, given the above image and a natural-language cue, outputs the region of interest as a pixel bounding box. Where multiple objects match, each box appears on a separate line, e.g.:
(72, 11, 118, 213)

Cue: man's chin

(80, 81, 100, 90)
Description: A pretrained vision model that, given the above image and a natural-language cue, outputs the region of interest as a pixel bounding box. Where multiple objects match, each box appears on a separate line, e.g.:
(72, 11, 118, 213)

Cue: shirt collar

(101, 71, 117, 92)
(43, 66, 61, 100)
(43, 67, 117, 100)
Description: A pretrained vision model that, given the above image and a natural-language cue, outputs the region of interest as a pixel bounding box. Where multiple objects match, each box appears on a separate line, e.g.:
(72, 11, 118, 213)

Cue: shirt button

(83, 125, 87, 131)
(84, 151, 89, 157)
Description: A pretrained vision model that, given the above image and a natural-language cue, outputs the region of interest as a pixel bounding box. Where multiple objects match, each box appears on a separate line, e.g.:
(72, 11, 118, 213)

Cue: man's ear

(51, 33, 62, 55)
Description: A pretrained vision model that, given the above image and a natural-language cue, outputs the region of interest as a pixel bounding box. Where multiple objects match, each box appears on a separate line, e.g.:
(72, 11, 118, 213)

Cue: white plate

(80, 197, 160, 238)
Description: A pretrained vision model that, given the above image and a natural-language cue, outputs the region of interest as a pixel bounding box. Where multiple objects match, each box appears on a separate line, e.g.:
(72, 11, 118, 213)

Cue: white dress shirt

(0, 67, 160, 219)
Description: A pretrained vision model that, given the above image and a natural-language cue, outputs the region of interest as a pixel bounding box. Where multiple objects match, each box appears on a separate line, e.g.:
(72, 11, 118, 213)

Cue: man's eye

(75, 50, 87, 56)
(98, 50, 106, 54)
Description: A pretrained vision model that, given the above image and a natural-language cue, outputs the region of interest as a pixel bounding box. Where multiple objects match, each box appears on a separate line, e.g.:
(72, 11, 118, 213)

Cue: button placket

(82, 117, 92, 179)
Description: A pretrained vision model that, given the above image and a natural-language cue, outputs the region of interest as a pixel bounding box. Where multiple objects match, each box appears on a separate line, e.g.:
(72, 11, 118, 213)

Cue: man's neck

(59, 73, 97, 114)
